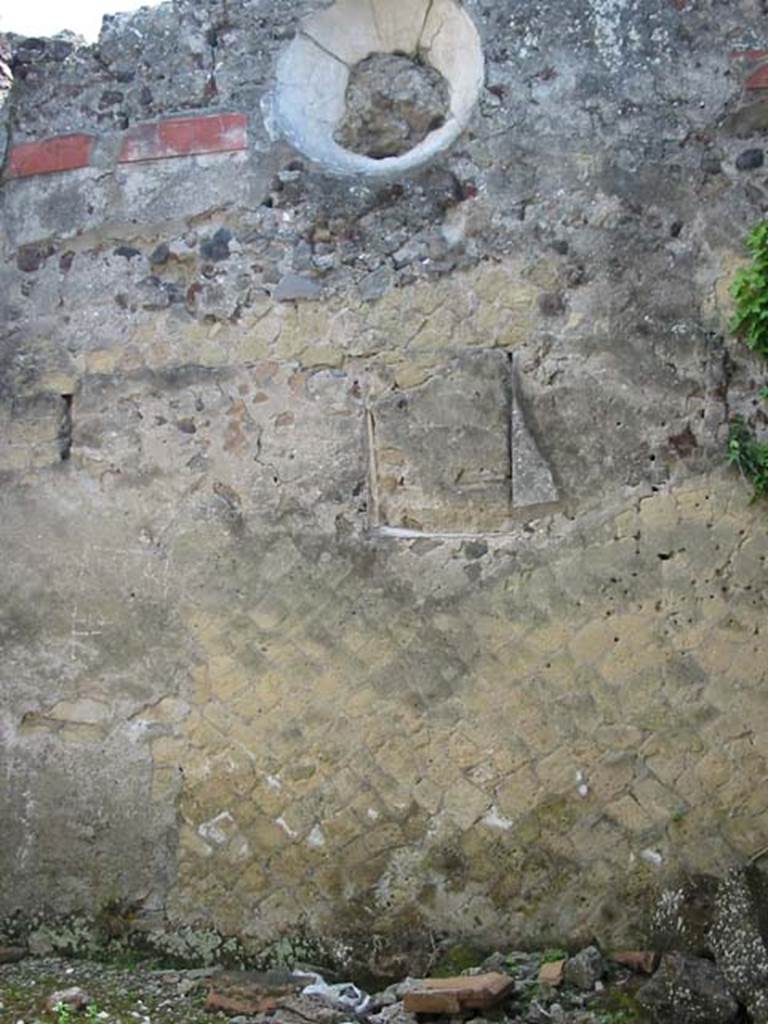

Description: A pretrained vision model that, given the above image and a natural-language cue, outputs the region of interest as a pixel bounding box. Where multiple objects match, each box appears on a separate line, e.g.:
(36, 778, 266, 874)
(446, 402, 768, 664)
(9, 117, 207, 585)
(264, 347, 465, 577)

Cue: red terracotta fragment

(538, 959, 566, 987)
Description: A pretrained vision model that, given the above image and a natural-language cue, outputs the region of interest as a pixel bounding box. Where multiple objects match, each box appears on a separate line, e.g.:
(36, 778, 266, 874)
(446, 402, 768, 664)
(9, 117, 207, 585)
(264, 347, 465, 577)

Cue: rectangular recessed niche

(367, 351, 558, 535)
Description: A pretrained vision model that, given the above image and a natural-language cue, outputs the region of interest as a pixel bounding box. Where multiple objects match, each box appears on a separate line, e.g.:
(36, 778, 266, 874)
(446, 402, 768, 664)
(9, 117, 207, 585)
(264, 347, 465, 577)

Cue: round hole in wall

(270, 0, 484, 176)
(335, 52, 451, 159)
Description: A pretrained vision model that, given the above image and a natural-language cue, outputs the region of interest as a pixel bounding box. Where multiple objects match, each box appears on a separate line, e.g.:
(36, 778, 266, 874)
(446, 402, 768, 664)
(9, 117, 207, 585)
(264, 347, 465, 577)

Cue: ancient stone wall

(1, 0, 767, 970)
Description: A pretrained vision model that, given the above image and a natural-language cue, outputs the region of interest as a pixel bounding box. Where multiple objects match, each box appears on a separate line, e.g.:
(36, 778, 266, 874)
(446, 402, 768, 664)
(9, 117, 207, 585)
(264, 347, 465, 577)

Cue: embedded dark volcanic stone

(735, 147, 764, 170)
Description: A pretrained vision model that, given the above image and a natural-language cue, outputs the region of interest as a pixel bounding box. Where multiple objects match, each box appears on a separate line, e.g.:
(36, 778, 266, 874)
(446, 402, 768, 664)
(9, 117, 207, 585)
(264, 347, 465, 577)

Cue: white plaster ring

(271, 0, 484, 176)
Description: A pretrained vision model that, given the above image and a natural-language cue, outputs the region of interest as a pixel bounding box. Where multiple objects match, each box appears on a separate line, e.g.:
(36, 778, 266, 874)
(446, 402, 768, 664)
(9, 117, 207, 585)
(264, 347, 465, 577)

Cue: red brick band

(118, 112, 247, 163)
(6, 133, 95, 179)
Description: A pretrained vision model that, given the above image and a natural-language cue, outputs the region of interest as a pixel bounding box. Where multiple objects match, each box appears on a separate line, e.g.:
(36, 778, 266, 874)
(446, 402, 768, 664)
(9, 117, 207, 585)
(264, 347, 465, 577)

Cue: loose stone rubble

(563, 947, 604, 992)
(0, 948, 649, 1024)
(5, 891, 768, 1024)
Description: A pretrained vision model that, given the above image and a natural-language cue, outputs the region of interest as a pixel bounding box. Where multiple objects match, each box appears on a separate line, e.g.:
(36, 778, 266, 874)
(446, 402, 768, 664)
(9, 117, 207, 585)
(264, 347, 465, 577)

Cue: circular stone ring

(270, 0, 485, 176)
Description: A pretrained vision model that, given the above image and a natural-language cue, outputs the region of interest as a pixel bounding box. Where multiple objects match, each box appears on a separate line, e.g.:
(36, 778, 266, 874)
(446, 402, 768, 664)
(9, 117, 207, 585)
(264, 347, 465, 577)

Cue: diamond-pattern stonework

(2, 250, 766, 957)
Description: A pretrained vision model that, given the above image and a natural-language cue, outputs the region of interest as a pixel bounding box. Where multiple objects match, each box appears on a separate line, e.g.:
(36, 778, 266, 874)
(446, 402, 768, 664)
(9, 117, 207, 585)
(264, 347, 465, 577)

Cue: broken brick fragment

(537, 959, 566, 987)
(402, 972, 514, 1014)
(204, 988, 280, 1015)
(204, 972, 306, 1016)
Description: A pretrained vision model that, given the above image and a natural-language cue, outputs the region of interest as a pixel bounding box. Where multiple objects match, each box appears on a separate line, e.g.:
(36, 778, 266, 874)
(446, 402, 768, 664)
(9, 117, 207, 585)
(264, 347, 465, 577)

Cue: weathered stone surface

(370, 350, 512, 532)
(636, 953, 739, 1024)
(710, 867, 768, 1024)
(510, 364, 559, 511)
(370, 350, 558, 533)
(564, 946, 604, 990)
(273, 273, 323, 302)
(1, 0, 768, 971)
(651, 876, 720, 956)
(723, 100, 768, 137)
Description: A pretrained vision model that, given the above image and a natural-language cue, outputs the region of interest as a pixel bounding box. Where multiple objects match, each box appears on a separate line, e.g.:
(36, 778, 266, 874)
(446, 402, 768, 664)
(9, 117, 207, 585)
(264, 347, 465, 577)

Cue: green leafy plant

(53, 1002, 72, 1024)
(502, 955, 520, 976)
(728, 222, 768, 502)
(540, 947, 568, 963)
(730, 220, 768, 358)
(52, 999, 101, 1024)
(728, 416, 768, 501)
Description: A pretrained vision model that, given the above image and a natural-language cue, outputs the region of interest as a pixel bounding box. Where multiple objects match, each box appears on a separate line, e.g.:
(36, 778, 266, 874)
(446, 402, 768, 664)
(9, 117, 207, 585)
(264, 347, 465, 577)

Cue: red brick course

(6, 133, 94, 178)
(118, 112, 247, 163)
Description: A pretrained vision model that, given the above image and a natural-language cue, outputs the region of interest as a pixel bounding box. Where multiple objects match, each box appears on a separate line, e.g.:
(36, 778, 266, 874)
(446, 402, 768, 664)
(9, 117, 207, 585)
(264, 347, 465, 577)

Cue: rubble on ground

(6, 875, 768, 1024)
(0, 941, 700, 1024)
